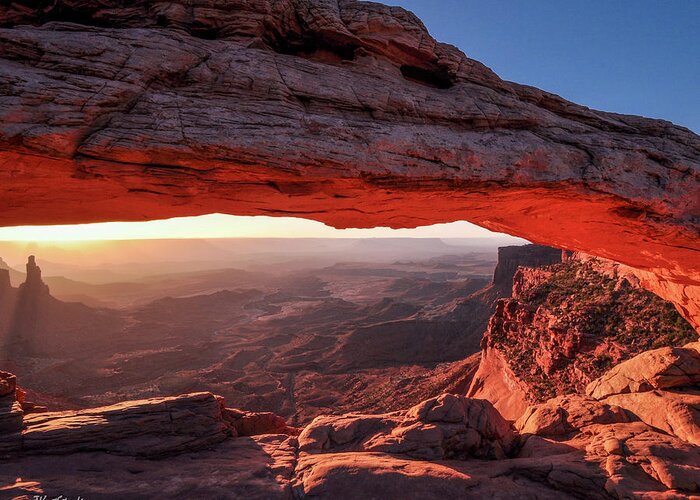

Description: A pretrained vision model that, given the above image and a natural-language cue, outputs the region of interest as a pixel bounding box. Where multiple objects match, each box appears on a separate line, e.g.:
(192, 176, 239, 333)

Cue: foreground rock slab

(2, 392, 232, 457)
(293, 451, 609, 499)
(1, 434, 297, 500)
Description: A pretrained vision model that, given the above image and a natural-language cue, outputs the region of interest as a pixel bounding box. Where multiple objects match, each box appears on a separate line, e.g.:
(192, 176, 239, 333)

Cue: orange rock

(467, 347, 531, 421)
(602, 389, 700, 445)
(516, 395, 629, 437)
(586, 344, 700, 399)
(0, 0, 698, 330)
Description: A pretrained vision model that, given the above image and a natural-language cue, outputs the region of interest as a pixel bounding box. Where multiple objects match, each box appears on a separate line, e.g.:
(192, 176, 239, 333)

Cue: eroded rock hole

(400, 65, 454, 89)
(189, 26, 221, 40)
(264, 30, 357, 64)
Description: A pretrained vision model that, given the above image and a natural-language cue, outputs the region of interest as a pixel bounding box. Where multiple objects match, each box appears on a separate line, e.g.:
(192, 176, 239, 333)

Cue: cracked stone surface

(1, 376, 698, 498)
(586, 343, 700, 399)
(0, 0, 698, 330)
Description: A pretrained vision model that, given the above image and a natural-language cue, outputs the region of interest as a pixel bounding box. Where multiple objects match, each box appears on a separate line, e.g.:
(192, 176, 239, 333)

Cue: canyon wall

(469, 253, 697, 420)
(0, 0, 697, 330)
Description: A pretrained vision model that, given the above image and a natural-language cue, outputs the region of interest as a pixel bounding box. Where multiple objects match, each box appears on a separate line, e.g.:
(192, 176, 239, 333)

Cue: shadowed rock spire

(24, 256, 43, 288)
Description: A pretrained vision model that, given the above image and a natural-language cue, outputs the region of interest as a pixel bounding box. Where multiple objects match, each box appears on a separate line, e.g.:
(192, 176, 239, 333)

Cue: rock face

(492, 245, 562, 289)
(0, 1, 697, 329)
(0, 379, 296, 459)
(2, 369, 699, 499)
(586, 342, 700, 399)
(299, 393, 515, 460)
(468, 254, 697, 420)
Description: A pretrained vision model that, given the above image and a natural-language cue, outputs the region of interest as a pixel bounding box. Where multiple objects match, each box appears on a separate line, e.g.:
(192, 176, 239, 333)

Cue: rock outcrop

(0, 1, 697, 328)
(602, 389, 700, 445)
(299, 393, 515, 460)
(7, 255, 51, 354)
(0, 255, 124, 356)
(3, 392, 232, 457)
(581, 342, 700, 446)
(468, 254, 697, 420)
(2, 368, 698, 499)
(511, 348, 700, 496)
(586, 342, 700, 399)
(0, 376, 295, 459)
(492, 245, 562, 290)
(0, 371, 23, 435)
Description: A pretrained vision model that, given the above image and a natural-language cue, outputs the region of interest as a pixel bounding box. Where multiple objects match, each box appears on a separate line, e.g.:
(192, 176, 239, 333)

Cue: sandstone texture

(2, 434, 299, 500)
(468, 255, 697, 420)
(602, 389, 700, 445)
(586, 343, 700, 399)
(515, 394, 630, 438)
(2, 368, 699, 499)
(0, 1, 697, 328)
(299, 393, 515, 460)
(1, 392, 233, 457)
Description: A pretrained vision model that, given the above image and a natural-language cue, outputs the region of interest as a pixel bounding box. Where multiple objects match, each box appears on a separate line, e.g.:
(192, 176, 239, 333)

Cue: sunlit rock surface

(1, 367, 698, 498)
(468, 254, 697, 420)
(0, 0, 697, 328)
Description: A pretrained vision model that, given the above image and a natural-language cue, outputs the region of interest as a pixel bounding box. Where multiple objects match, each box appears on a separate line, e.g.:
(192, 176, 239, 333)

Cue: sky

(1, 1, 696, 242)
(0, 216, 519, 241)
(392, 0, 699, 132)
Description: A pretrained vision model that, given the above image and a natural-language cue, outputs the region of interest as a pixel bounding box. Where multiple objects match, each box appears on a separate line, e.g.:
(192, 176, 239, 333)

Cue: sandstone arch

(0, 1, 698, 329)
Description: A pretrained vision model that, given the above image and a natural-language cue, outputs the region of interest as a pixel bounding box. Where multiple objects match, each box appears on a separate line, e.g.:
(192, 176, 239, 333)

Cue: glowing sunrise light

(0, 214, 518, 242)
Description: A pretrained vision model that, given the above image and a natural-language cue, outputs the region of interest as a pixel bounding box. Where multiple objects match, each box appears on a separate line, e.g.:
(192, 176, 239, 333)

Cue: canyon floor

(1, 240, 698, 499)
(1, 239, 506, 425)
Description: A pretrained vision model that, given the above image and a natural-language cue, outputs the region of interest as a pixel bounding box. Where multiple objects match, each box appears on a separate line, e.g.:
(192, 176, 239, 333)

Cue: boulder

(586, 345, 700, 399)
(602, 389, 700, 445)
(225, 408, 294, 437)
(300, 394, 515, 461)
(298, 413, 400, 453)
(9, 392, 232, 457)
(516, 395, 629, 437)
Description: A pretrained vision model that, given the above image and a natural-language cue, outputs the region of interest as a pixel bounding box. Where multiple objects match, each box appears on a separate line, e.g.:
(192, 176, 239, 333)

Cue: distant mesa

(492, 244, 562, 289)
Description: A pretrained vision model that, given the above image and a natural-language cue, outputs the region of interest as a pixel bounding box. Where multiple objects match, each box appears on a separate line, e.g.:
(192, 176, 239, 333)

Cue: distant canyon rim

(0, 0, 698, 330)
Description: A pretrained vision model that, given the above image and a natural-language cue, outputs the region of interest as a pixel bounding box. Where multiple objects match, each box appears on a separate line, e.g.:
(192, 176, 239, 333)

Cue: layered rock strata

(0, 0, 697, 328)
(468, 254, 697, 420)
